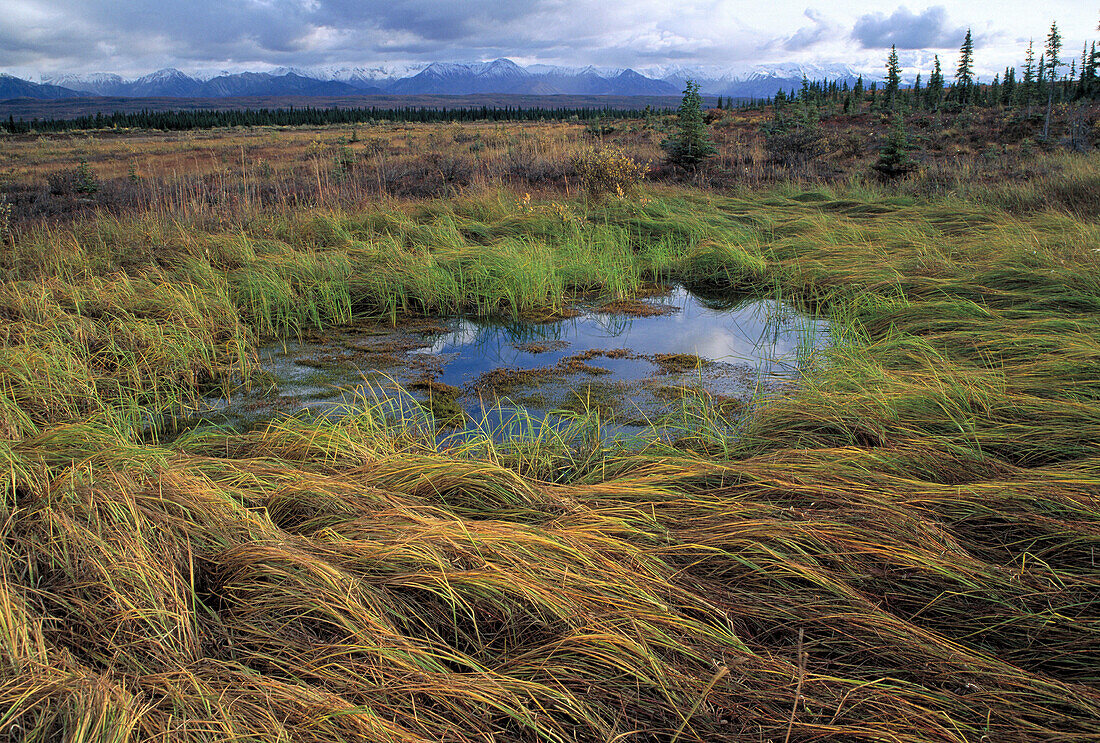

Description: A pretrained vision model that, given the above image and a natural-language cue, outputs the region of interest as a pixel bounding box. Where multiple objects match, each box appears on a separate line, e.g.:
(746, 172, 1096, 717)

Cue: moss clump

(556, 356, 612, 376)
(651, 353, 711, 374)
(518, 306, 582, 322)
(596, 298, 677, 317)
(470, 366, 558, 397)
(408, 379, 466, 428)
(512, 340, 569, 354)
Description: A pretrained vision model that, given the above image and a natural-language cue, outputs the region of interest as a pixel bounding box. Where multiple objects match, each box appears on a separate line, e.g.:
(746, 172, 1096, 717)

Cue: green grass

(2, 177, 1100, 742)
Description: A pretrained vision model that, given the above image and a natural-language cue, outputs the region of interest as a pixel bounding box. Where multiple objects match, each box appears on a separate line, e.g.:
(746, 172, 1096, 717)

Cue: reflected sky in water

(416, 287, 826, 389)
(225, 286, 829, 436)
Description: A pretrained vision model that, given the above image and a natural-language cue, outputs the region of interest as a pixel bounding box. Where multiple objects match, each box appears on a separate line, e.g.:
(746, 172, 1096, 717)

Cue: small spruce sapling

(663, 80, 717, 168)
(75, 158, 99, 194)
(873, 112, 917, 179)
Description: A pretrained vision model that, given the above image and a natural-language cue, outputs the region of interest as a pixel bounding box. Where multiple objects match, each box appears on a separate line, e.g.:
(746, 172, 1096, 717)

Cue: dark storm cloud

(852, 6, 967, 49)
(74, 0, 315, 53)
(0, 0, 304, 69)
(314, 0, 543, 42)
(0, 0, 1026, 78)
(0, 0, 568, 69)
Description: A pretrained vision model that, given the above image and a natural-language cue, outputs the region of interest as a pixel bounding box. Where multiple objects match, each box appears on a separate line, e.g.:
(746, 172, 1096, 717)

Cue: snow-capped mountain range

(2, 59, 867, 101)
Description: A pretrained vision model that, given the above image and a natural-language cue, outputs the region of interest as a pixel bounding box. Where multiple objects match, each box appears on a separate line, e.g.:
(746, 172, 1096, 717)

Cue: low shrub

(571, 146, 650, 200)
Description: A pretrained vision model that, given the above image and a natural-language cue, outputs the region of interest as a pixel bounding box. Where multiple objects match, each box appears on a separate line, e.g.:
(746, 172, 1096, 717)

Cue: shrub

(584, 118, 616, 137)
(47, 159, 99, 195)
(572, 146, 650, 200)
(761, 102, 827, 166)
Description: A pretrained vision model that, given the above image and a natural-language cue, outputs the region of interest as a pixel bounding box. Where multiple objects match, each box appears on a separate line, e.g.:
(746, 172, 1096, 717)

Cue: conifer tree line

(1, 103, 674, 134)
(757, 17, 1099, 116)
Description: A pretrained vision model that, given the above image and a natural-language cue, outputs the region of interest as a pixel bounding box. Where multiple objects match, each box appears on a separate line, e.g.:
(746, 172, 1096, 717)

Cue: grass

(5, 106, 1098, 229)
(1, 148, 1100, 742)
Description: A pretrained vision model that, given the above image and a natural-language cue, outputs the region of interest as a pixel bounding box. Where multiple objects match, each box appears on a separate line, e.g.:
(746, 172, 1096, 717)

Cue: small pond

(210, 286, 830, 441)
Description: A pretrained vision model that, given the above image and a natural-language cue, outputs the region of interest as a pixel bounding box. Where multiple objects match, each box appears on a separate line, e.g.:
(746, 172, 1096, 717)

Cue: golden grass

(1, 155, 1099, 740)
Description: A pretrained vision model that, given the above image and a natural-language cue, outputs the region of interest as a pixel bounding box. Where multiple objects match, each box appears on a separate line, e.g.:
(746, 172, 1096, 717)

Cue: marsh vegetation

(1, 112, 1099, 742)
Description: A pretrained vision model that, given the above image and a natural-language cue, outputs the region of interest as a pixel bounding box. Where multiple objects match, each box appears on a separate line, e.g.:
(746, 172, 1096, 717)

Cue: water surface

(218, 286, 829, 439)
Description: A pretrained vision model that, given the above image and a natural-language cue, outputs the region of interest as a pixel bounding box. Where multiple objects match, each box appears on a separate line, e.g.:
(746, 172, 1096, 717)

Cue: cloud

(0, 0, 614, 72)
(783, 9, 839, 51)
(0, 0, 1027, 78)
(0, 0, 773, 74)
(851, 6, 967, 50)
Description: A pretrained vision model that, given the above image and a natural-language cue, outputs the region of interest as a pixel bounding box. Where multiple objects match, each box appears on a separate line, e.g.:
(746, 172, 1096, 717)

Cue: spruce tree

(955, 29, 975, 105)
(1078, 43, 1090, 99)
(874, 112, 916, 179)
(1088, 42, 1100, 99)
(1002, 67, 1016, 105)
(1021, 41, 1036, 109)
(927, 56, 944, 110)
(663, 80, 717, 168)
(885, 45, 902, 108)
(1043, 22, 1062, 138)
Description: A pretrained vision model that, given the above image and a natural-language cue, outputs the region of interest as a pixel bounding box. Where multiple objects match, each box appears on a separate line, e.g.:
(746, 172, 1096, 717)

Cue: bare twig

(784, 629, 807, 743)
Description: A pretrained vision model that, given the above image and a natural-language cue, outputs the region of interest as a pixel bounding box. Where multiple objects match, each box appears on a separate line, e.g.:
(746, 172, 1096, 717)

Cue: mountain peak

(4, 60, 871, 102)
(476, 58, 529, 78)
(136, 68, 193, 83)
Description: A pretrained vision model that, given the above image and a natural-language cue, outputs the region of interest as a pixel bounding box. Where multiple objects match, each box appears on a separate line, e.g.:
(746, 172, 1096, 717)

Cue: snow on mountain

(310, 65, 411, 83)
(389, 59, 540, 94)
(472, 58, 531, 78)
(134, 68, 192, 83)
(12, 59, 884, 101)
(525, 64, 589, 77)
(640, 64, 741, 83)
(269, 66, 317, 79)
(40, 72, 126, 95)
(525, 63, 625, 79)
(189, 69, 234, 82)
(323, 63, 427, 82)
(643, 62, 863, 98)
(126, 68, 204, 97)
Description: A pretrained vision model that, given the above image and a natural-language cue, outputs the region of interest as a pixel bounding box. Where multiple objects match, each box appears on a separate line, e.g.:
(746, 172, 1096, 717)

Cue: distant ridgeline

(1, 103, 674, 133)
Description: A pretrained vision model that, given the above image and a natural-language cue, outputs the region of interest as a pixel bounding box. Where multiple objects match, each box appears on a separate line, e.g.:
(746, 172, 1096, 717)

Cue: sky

(0, 0, 1096, 80)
